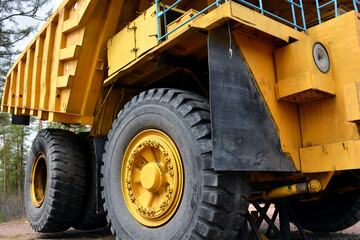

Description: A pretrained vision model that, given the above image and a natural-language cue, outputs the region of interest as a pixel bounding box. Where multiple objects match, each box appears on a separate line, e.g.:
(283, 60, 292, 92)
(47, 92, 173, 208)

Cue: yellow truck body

(4, 0, 360, 238)
(3, 0, 360, 174)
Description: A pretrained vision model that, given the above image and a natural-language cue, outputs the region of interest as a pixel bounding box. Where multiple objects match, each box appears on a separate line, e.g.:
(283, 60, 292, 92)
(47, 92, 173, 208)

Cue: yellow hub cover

(31, 153, 47, 208)
(121, 129, 184, 227)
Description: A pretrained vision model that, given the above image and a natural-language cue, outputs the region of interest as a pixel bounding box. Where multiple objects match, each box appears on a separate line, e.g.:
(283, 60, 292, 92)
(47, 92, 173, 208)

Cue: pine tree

(0, 113, 10, 197)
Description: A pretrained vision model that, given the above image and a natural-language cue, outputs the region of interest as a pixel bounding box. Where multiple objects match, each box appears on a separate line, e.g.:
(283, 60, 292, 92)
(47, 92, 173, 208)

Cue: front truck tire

(102, 89, 250, 240)
(24, 129, 86, 232)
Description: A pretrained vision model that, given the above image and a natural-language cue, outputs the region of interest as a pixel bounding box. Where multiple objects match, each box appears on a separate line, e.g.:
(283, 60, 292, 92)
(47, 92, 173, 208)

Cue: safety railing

(155, 0, 306, 42)
(155, 0, 360, 42)
(235, 0, 306, 32)
(316, 0, 338, 24)
(354, 0, 360, 12)
(156, 0, 227, 41)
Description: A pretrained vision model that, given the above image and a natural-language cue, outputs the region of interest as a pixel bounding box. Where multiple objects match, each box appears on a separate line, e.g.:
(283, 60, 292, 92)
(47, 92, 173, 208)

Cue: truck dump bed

(1, 0, 118, 124)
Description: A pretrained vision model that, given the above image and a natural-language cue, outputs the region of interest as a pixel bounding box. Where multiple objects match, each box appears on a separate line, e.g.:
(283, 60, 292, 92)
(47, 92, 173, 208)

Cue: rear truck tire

(24, 129, 86, 233)
(102, 89, 250, 240)
(73, 132, 107, 230)
(290, 190, 360, 233)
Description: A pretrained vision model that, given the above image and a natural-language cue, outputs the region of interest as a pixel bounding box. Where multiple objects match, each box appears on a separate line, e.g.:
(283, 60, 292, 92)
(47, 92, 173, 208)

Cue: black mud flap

(208, 26, 295, 172)
(12, 114, 30, 125)
(93, 137, 106, 213)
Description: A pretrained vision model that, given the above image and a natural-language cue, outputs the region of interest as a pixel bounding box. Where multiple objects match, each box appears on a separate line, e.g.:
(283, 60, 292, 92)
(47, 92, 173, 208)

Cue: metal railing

(354, 0, 360, 12)
(316, 0, 338, 24)
(155, 0, 306, 42)
(155, 0, 228, 41)
(155, 0, 360, 42)
(236, 0, 306, 32)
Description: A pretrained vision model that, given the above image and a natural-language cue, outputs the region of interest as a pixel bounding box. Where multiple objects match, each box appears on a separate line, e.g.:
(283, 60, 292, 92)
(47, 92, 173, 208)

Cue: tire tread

(26, 129, 86, 233)
(102, 89, 250, 239)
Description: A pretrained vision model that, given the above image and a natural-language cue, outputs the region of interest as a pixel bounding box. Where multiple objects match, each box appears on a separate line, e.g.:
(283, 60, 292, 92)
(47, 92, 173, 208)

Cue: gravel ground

(0, 217, 359, 239)
(0, 218, 114, 240)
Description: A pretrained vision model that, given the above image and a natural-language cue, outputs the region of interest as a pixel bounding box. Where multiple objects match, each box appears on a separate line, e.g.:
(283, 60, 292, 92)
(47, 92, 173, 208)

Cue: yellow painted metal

(262, 180, 322, 201)
(107, 4, 158, 76)
(100, 2, 307, 169)
(275, 37, 335, 103)
(3, 0, 360, 178)
(134, 4, 158, 57)
(104, 1, 307, 87)
(31, 153, 47, 208)
(306, 171, 335, 190)
(107, 22, 136, 76)
(192, 1, 306, 42)
(299, 11, 360, 148)
(2, 0, 309, 144)
(167, 9, 202, 40)
(233, 32, 302, 170)
(343, 82, 360, 122)
(1, 0, 124, 125)
(121, 129, 183, 227)
(300, 140, 360, 173)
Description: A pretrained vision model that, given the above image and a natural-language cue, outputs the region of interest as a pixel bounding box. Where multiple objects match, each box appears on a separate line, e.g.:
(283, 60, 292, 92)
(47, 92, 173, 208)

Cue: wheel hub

(140, 163, 162, 192)
(122, 129, 183, 227)
(31, 153, 47, 208)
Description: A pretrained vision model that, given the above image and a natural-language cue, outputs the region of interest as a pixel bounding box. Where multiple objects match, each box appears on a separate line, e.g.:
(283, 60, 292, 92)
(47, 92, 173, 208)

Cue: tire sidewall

(104, 102, 204, 240)
(292, 190, 360, 232)
(25, 132, 51, 228)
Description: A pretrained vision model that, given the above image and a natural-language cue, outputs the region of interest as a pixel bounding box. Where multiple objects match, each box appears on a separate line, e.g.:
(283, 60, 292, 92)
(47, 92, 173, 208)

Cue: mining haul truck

(3, 0, 360, 239)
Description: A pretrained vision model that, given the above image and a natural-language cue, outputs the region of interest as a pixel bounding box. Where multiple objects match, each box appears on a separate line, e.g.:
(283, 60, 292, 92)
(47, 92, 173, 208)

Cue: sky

(16, 0, 63, 51)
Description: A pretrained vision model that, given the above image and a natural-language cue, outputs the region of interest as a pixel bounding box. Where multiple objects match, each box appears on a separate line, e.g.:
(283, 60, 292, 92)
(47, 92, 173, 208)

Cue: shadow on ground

(35, 228, 360, 240)
(35, 227, 115, 240)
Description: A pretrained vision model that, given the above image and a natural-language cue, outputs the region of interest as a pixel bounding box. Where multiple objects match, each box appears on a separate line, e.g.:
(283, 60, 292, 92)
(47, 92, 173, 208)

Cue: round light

(313, 42, 330, 73)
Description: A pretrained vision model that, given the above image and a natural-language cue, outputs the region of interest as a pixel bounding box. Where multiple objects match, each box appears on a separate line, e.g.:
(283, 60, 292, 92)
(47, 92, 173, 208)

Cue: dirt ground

(0, 217, 360, 240)
(0, 218, 114, 240)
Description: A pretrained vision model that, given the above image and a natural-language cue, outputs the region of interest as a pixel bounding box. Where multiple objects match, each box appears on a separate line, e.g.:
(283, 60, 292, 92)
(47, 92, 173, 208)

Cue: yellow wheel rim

(31, 153, 47, 208)
(121, 129, 184, 227)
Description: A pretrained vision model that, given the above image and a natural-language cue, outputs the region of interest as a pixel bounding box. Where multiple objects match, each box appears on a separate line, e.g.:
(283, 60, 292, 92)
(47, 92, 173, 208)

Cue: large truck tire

(73, 132, 107, 230)
(24, 129, 86, 232)
(290, 190, 360, 232)
(102, 89, 250, 240)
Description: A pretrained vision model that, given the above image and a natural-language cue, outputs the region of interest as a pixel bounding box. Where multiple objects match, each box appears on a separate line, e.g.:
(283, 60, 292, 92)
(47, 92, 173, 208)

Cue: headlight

(313, 42, 330, 73)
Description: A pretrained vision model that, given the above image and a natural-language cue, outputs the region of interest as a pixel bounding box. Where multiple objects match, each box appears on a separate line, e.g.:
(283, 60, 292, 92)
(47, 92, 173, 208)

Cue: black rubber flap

(208, 26, 295, 172)
(12, 114, 30, 126)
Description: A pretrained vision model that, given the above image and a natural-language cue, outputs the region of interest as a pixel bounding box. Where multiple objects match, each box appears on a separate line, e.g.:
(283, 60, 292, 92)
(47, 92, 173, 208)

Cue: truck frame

(3, 0, 360, 239)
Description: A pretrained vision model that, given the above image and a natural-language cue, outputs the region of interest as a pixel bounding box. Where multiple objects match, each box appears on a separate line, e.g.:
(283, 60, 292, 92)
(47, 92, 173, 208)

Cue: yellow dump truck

(3, 0, 360, 239)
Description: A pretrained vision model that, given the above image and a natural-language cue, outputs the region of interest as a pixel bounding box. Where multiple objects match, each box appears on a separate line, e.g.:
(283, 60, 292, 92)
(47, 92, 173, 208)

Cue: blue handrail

(155, 0, 306, 42)
(156, 0, 226, 41)
(354, 0, 360, 12)
(236, 0, 306, 32)
(316, 0, 338, 24)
